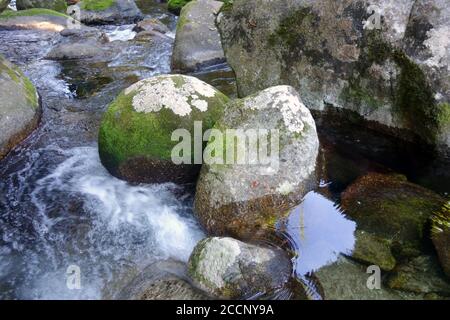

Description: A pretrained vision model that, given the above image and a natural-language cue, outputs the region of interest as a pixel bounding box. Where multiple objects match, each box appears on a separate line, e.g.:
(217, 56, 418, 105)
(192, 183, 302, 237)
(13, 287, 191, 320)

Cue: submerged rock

(0, 8, 71, 31)
(98, 74, 229, 184)
(47, 26, 109, 60)
(171, 0, 225, 72)
(195, 85, 319, 238)
(351, 230, 396, 271)
(431, 201, 450, 278)
(341, 173, 446, 260)
(16, 0, 67, 13)
(0, 55, 40, 159)
(387, 255, 450, 295)
(313, 255, 430, 300)
(77, 0, 143, 25)
(117, 260, 211, 300)
(188, 237, 292, 299)
(217, 0, 450, 156)
(0, 0, 10, 14)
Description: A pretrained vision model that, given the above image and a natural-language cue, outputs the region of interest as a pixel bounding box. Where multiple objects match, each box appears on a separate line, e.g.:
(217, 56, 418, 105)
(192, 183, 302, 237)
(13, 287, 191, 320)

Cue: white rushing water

(0, 146, 204, 299)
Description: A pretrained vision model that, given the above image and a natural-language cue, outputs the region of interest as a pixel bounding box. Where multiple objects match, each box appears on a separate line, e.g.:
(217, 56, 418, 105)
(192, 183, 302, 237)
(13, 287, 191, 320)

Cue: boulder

(171, 0, 225, 72)
(47, 27, 109, 60)
(188, 237, 292, 299)
(431, 201, 450, 278)
(116, 260, 211, 300)
(217, 0, 450, 156)
(0, 0, 10, 14)
(195, 85, 319, 238)
(0, 8, 71, 31)
(168, 0, 191, 15)
(77, 0, 143, 25)
(98, 74, 229, 184)
(341, 173, 446, 259)
(0, 55, 40, 159)
(16, 0, 67, 13)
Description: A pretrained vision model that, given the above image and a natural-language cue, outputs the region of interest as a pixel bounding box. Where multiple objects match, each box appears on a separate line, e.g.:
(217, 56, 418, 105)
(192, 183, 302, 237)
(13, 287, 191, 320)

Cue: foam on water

(0, 146, 204, 299)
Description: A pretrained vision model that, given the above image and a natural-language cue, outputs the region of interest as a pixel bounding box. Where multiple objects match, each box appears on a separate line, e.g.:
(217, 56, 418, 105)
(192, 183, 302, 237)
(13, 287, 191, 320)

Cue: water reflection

(280, 191, 356, 276)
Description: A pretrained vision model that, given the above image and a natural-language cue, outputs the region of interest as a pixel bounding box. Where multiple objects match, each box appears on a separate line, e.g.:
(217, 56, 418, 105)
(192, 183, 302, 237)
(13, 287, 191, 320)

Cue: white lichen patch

(276, 181, 296, 195)
(124, 75, 218, 116)
(195, 237, 241, 289)
(424, 26, 450, 72)
(244, 86, 312, 134)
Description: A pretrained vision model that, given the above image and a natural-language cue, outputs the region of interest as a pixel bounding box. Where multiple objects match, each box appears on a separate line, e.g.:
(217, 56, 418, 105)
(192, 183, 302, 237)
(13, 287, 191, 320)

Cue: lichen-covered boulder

(0, 0, 10, 14)
(0, 8, 71, 31)
(16, 0, 67, 13)
(77, 0, 143, 25)
(431, 201, 450, 278)
(168, 0, 191, 15)
(98, 74, 229, 184)
(194, 85, 319, 238)
(342, 173, 446, 260)
(171, 0, 225, 72)
(0, 55, 40, 159)
(188, 237, 292, 299)
(217, 0, 450, 156)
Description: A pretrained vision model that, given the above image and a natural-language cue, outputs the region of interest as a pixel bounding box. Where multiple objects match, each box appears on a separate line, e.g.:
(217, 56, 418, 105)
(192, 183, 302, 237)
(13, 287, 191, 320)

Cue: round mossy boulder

(98, 74, 229, 184)
(16, 0, 67, 13)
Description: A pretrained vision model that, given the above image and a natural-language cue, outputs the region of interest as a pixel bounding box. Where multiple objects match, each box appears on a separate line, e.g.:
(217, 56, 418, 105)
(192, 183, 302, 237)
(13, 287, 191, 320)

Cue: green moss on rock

(0, 7, 70, 19)
(80, 0, 116, 11)
(168, 0, 191, 15)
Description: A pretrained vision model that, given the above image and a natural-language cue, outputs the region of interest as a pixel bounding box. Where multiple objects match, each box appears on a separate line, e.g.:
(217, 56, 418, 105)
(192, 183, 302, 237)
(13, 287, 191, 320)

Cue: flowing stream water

(0, 1, 448, 300)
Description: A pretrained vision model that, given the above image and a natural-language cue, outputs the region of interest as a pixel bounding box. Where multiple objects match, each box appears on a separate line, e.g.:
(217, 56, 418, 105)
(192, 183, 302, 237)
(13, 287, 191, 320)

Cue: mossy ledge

(0, 8, 70, 19)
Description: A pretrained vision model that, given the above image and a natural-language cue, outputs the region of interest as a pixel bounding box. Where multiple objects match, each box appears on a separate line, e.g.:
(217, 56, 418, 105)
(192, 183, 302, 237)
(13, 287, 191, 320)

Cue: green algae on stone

(16, 0, 67, 13)
(0, 7, 70, 19)
(168, 0, 191, 15)
(80, 0, 116, 11)
(341, 173, 446, 260)
(98, 74, 229, 184)
(351, 230, 396, 271)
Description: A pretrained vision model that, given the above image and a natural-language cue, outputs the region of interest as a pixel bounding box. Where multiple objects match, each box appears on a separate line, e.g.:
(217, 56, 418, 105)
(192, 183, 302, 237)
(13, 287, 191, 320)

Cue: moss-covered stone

(80, 0, 115, 11)
(431, 201, 450, 278)
(0, 7, 69, 19)
(351, 230, 396, 271)
(16, 0, 67, 13)
(341, 173, 446, 260)
(98, 74, 229, 184)
(168, 0, 191, 15)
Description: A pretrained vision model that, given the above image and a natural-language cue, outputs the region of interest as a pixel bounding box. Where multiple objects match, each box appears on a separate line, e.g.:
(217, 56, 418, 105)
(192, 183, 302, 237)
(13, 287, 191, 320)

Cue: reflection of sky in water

(283, 191, 356, 276)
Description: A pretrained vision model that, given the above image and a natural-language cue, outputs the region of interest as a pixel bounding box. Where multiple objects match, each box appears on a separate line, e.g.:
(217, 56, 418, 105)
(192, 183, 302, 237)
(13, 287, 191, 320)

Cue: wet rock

(168, 0, 191, 15)
(0, 55, 40, 159)
(388, 255, 450, 295)
(98, 74, 229, 184)
(431, 201, 450, 278)
(77, 0, 143, 25)
(47, 27, 109, 60)
(0, 0, 10, 14)
(171, 0, 225, 72)
(195, 85, 319, 238)
(16, 0, 67, 13)
(217, 0, 450, 156)
(133, 17, 170, 34)
(117, 260, 211, 300)
(188, 237, 292, 299)
(351, 230, 396, 271)
(341, 173, 446, 259)
(313, 255, 428, 300)
(0, 8, 71, 31)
